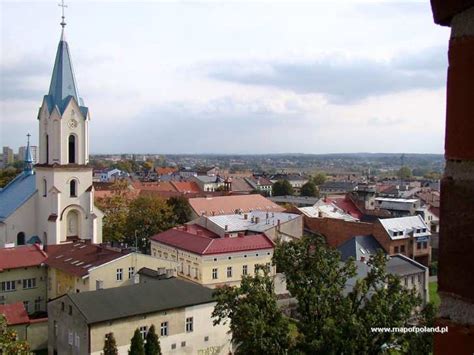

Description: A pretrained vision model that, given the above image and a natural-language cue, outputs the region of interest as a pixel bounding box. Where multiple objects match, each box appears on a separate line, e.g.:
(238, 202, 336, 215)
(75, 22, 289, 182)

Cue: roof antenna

(58, 0, 68, 29)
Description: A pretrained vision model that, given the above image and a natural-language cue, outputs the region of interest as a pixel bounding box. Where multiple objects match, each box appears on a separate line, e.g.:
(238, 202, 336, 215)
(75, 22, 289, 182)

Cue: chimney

(225, 225, 228, 231)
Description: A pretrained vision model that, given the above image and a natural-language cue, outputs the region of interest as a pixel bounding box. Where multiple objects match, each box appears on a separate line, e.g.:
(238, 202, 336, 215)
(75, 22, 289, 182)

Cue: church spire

(48, 0, 81, 114)
(23, 133, 34, 176)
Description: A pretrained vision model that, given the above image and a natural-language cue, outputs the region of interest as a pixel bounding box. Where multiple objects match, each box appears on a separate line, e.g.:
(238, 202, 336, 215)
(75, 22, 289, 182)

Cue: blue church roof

(0, 172, 37, 222)
(45, 29, 88, 115)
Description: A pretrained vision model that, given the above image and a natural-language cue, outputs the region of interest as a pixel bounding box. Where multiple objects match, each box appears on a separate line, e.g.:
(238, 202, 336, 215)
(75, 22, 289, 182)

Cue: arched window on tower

(45, 134, 49, 164)
(17, 232, 25, 246)
(43, 179, 47, 197)
(70, 179, 77, 197)
(68, 135, 76, 164)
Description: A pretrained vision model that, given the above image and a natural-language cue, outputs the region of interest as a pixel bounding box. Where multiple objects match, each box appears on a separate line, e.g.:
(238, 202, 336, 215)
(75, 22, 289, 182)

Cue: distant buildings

(18, 145, 38, 165)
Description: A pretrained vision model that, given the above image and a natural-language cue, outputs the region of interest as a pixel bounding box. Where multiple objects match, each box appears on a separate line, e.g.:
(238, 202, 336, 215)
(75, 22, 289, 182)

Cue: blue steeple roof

(46, 29, 84, 114)
(24, 133, 34, 176)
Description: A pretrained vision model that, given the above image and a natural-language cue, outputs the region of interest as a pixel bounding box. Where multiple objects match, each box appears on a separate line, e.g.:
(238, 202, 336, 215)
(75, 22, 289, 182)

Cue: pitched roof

(379, 215, 430, 240)
(189, 194, 284, 216)
(0, 244, 47, 271)
(230, 177, 254, 192)
(65, 278, 214, 324)
(46, 243, 126, 277)
(0, 302, 29, 325)
(0, 172, 36, 222)
(155, 167, 177, 175)
(326, 197, 363, 220)
(338, 235, 385, 261)
(150, 225, 274, 255)
(171, 181, 201, 193)
(386, 254, 427, 276)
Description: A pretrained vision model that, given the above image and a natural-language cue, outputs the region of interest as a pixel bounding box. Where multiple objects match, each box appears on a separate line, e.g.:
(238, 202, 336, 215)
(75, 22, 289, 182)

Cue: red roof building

(0, 244, 47, 271)
(0, 302, 30, 325)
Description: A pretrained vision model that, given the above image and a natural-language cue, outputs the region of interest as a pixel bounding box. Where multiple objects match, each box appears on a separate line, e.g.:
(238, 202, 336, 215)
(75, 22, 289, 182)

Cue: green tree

(95, 180, 130, 243)
(274, 237, 423, 354)
(114, 160, 133, 174)
(103, 332, 118, 355)
(212, 265, 291, 355)
(144, 325, 161, 355)
(167, 196, 192, 225)
(312, 172, 327, 186)
(129, 328, 145, 355)
(0, 315, 30, 354)
(424, 171, 441, 180)
(403, 302, 437, 354)
(300, 181, 318, 197)
(397, 166, 412, 180)
(272, 180, 294, 196)
(125, 196, 174, 252)
(0, 168, 20, 188)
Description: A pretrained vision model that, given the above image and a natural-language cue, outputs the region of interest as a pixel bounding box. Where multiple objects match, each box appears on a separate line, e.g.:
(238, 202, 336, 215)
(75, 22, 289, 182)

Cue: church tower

(35, 11, 102, 245)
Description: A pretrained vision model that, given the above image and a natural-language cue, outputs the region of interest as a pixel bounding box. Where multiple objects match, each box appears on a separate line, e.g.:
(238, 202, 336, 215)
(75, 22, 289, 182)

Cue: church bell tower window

(68, 135, 76, 164)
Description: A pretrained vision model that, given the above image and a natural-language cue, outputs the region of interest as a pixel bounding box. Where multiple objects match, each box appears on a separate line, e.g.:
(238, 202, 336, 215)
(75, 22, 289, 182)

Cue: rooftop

(0, 302, 29, 326)
(65, 278, 214, 324)
(0, 244, 47, 271)
(379, 215, 430, 240)
(338, 235, 385, 261)
(189, 194, 284, 216)
(0, 172, 37, 222)
(46, 242, 127, 277)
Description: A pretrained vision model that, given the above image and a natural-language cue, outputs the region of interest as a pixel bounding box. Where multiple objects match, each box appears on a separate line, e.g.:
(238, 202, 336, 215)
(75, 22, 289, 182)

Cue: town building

(269, 173, 308, 192)
(319, 181, 357, 195)
(190, 175, 225, 192)
(45, 242, 176, 299)
(188, 194, 284, 219)
(48, 278, 232, 355)
(0, 18, 103, 247)
(1, 146, 14, 168)
(297, 199, 359, 222)
(0, 244, 48, 314)
(150, 224, 275, 288)
(244, 176, 273, 196)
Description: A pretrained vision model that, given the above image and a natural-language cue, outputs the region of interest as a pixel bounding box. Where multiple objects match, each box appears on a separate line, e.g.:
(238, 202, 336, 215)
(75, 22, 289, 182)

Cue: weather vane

(58, 0, 68, 28)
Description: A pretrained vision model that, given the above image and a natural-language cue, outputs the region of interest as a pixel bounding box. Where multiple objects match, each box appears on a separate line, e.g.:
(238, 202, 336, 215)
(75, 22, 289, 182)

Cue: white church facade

(0, 23, 103, 247)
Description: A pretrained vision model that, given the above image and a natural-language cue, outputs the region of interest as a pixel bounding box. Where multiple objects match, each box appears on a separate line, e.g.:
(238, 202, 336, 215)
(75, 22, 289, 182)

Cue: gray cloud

(208, 46, 447, 104)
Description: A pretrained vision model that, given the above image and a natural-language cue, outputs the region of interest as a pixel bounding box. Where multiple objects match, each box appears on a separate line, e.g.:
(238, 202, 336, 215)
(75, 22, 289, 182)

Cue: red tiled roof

(46, 243, 126, 277)
(0, 244, 47, 271)
(189, 194, 284, 216)
(326, 197, 363, 219)
(134, 181, 178, 192)
(171, 181, 201, 194)
(0, 302, 29, 325)
(155, 167, 177, 175)
(150, 225, 274, 255)
(429, 206, 440, 218)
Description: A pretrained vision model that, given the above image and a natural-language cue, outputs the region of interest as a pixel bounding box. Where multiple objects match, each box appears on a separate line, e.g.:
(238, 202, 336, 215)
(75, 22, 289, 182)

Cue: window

(139, 326, 148, 340)
(61, 302, 65, 311)
(43, 179, 47, 197)
(204, 336, 209, 342)
(417, 242, 421, 250)
(411, 276, 414, 285)
(416, 229, 421, 233)
(242, 265, 248, 275)
(23, 301, 29, 313)
(68, 331, 73, 345)
(75, 333, 80, 349)
(1, 281, 16, 292)
(68, 135, 76, 164)
(116, 268, 123, 281)
(171, 344, 176, 349)
(404, 278, 408, 286)
(254, 265, 258, 274)
(266, 262, 271, 271)
(45, 134, 49, 164)
(23, 278, 36, 289)
(212, 268, 218, 280)
(128, 267, 135, 279)
(96, 280, 104, 290)
(70, 180, 77, 197)
(160, 321, 168, 336)
(400, 245, 405, 253)
(186, 317, 193, 333)
(35, 298, 41, 312)
(68, 305, 73, 315)
(227, 266, 232, 278)
(17, 232, 25, 246)
(423, 242, 428, 249)
(181, 341, 186, 347)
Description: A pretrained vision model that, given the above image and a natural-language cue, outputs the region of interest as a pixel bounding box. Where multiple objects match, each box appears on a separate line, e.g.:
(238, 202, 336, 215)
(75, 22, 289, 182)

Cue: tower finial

(24, 133, 34, 175)
(58, 0, 68, 29)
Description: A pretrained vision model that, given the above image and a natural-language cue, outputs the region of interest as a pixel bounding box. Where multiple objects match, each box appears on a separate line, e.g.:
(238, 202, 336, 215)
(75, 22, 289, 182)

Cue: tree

(129, 328, 145, 355)
(125, 196, 174, 252)
(95, 180, 130, 243)
(212, 265, 291, 354)
(300, 181, 318, 197)
(144, 325, 161, 355)
(103, 332, 118, 355)
(312, 173, 327, 186)
(167, 196, 192, 225)
(397, 166, 412, 180)
(0, 315, 30, 354)
(272, 180, 294, 196)
(0, 168, 20, 188)
(274, 237, 423, 354)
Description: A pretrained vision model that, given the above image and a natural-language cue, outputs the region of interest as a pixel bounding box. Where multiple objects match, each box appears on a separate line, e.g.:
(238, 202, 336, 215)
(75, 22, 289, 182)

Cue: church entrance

(66, 210, 80, 239)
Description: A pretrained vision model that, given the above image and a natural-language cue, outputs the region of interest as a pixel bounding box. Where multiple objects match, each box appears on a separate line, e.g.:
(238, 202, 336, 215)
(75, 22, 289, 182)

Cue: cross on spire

(58, 0, 68, 28)
(26, 133, 31, 145)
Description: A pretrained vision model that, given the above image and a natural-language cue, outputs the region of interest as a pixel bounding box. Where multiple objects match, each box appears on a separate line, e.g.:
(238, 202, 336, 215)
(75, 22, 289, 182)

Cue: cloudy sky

(1, 0, 450, 154)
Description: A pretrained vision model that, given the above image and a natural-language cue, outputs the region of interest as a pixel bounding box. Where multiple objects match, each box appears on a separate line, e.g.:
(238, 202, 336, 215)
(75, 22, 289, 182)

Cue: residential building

(374, 197, 421, 217)
(45, 242, 176, 299)
(192, 211, 303, 242)
(93, 168, 127, 182)
(0, 244, 48, 313)
(150, 224, 275, 288)
(188, 194, 284, 219)
(319, 181, 358, 195)
(270, 195, 320, 207)
(2, 146, 14, 167)
(190, 175, 225, 192)
(48, 278, 232, 355)
(0, 20, 103, 247)
(298, 199, 359, 222)
(0, 302, 48, 352)
(18, 145, 38, 165)
(244, 176, 273, 196)
(269, 174, 308, 192)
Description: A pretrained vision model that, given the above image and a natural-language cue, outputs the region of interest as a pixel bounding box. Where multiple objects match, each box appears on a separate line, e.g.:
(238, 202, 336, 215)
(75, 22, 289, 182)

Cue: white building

(0, 21, 103, 247)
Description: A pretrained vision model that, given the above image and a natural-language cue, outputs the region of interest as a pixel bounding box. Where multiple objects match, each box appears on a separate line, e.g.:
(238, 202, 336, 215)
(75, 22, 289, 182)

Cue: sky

(0, 0, 450, 154)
